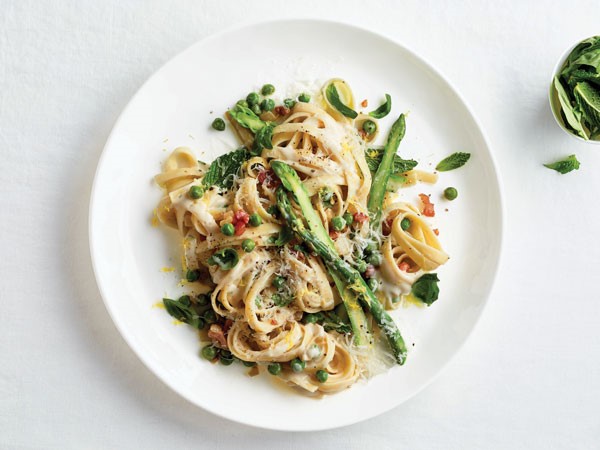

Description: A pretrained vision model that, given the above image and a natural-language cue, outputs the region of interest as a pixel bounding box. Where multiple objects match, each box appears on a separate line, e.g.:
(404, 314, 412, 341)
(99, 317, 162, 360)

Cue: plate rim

(88, 17, 505, 431)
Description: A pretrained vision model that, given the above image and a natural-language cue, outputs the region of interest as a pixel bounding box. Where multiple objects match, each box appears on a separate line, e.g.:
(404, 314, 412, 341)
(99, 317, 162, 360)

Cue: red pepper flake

(270, 319, 278, 326)
(419, 194, 435, 217)
(398, 262, 410, 272)
(433, 228, 439, 236)
(354, 212, 369, 223)
(329, 230, 340, 240)
(361, 99, 368, 108)
(274, 105, 290, 116)
(358, 130, 367, 139)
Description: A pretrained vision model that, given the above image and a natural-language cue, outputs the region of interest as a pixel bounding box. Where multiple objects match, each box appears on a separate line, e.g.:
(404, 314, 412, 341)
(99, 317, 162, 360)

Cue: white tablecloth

(2, 1, 599, 448)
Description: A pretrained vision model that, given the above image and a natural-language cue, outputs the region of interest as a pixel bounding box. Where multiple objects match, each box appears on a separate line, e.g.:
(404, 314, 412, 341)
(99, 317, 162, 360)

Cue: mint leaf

(411, 273, 440, 306)
(202, 147, 249, 190)
(325, 83, 357, 119)
(365, 148, 417, 174)
(544, 154, 580, 174)
(435, 152, 471, 172)
(369, 94, 392, 119)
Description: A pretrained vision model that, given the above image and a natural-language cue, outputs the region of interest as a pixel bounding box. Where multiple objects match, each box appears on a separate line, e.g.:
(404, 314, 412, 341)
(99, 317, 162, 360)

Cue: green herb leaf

(573, 82, 600, 130)
(202, 147, 249, 190)
(411, 273, 440, 306)
(163, 298, 203, 328)
(365, 148, 417, 174)
(554, 76, 588, 139)
(325, 83, 358, 119)
(271, 293, 294, 307)
(303, 311, 352, 334)
(228, 104, 267, 133)
(435, 152, 471, 172)
(269, 226, 293, 246)
(544, 154, 580, 174)
(369, 94, 392, 119)
(207, 248, 239, 270)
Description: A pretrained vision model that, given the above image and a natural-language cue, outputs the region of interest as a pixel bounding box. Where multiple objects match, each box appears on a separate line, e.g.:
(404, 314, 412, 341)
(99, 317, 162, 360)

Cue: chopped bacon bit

(359, 130, 367, 139)
(364, 265, 376, 278)
(398, 262, 410, 272)
(234, 221, 246, 236)
(329, 230, 340, 240)
(433, 228, 439, 236)
(233, 209, 250, 225)
(258, 169, 281, 189)
(274, 105, 290, 116)
(270, 319, 278, 326)
(419, 194, 435, 217)
(382, 217, 394, 236)
(208, 324, 228, 349)
(361, 99, 368, 108)
(223, 319, 233, 334)
(354, 212, 369, 223)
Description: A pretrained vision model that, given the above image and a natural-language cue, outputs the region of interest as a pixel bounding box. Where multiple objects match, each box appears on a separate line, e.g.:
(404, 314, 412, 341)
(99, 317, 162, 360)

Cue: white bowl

(548, 36, 600, 144)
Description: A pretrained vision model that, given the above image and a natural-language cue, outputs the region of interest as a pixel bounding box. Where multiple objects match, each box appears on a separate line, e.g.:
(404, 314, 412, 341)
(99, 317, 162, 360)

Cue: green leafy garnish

(163, 297, 204, 328)
(207, 248, 239, 270)
(303, 311, 352, 334)
(435, 152, 471, 172)
(269, 226, 293, 246)
(411, 273, 440, 306)
(369, 94, 392, 119)
(202, 147, 249, 190)
(272, 293, 294, 307)
(365, 148, 417, 174)
(325, 83, 358, 119)
(544, 154, 580, 174)
(552, 36, 600, 140)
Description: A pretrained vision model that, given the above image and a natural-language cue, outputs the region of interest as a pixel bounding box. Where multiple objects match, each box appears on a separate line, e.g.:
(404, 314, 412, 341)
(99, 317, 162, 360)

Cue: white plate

(89, 19, 503, 431)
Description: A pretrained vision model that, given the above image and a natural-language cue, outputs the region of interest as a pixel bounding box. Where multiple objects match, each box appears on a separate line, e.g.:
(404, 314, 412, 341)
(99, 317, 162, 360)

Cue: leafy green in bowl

(550, 36, 600, 142)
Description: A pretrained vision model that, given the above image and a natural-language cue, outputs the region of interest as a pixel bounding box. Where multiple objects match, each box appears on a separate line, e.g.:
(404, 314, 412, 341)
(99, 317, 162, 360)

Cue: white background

(2, 1, 599, 448)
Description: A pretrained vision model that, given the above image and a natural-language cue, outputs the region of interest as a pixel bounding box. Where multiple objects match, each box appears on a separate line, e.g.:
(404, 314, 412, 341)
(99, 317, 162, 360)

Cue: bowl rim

(548, 35, 600, 144)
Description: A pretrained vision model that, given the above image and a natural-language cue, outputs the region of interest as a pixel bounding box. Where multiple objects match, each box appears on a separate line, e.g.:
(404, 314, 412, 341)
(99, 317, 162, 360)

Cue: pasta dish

(154, 79, 450, 395)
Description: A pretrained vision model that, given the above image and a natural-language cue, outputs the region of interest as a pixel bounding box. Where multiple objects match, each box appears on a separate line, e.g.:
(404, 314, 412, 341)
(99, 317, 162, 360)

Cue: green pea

(331, 216, 345, 231)
(365, 241, 378, 254)
(272, 275, 286, 289)
(392, 296, 402, 304)
(316, 370, 328, 383)
(303, 313, 318, 324)
(261, 84, 275, 96)
(185, 269, 200, 282)
(249, 213, 262, 227)
(291, 358, 306, 373)
(260, 98, 275, 112)
(196, 318, 205, 330)
(268, 362, 282, 375)
(355, 259, 368, 273)
(211, 118, 225, 131)
(368, 278, 379, 292)
(444, 187, 458, 201)
(362, 120, 377, 135)
(298, 93, 311, 103)
(401, 218, 411, 231)
(246, 92, 260, 106)
(219, 355, 234, 366)
(203, 309, 217, 324)
(366, 252, 382, 266)
(221, 223, 235, 236)
(188, 185, 203, 199)
(242, 239, 255, 252)
(197, 293, 210, 306)
(343, 213, 354, 226)
(243, 360, 256, 367)
(201, 345, 217, 360)
(251, 103, 262, 115)
(237, 99, 248, 108)
(178, 295, 191, 306)
(283, 98, 296, 109)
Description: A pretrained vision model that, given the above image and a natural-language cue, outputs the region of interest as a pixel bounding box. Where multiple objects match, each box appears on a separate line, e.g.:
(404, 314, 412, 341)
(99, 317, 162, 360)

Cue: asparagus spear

(367, 113, 406, 228)
(276, 187, 407, 364)
(270, 162, 372, 347)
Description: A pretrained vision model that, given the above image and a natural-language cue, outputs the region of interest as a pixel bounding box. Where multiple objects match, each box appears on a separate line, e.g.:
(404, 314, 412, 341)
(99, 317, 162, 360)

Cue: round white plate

(90, 19, 503, 431)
